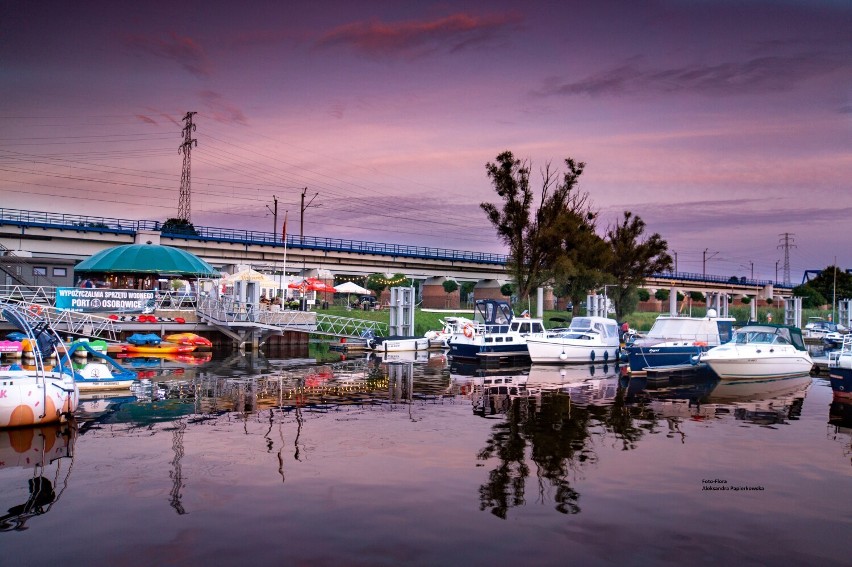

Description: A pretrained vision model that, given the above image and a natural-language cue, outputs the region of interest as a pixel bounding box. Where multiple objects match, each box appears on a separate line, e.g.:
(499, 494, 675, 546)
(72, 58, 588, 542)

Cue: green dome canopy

(74, 244, 218, 277)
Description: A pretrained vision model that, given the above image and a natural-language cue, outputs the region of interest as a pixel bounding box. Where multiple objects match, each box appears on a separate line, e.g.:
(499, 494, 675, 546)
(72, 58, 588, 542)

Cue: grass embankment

(322, 304, 830, 334)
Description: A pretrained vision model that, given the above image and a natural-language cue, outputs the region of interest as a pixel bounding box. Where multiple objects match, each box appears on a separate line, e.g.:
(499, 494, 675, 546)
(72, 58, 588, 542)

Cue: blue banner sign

(55, 288, 155, 312)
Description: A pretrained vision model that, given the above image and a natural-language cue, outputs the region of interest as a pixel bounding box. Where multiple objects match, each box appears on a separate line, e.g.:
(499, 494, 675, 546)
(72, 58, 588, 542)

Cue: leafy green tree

(654, 289, 669, 301)
(637, 289, 650, 302)
(481, 151, 592, 304)
(500, 283, 514, 298)
(366, 273, 388, 296)
(793, 283, 828, 309)
(741, 296, 751, 305)
(442, 279, 459, 294)
(461, 281, 476, 297)
(804, 266, 852, 302)
(604, 211, 673, 319)
(689, 291, 704, 302)
(161, 217, 199, 236)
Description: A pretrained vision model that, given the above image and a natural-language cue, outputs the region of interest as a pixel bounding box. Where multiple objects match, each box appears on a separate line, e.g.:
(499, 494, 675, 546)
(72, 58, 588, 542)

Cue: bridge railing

(0, 207, 507, 265)
(649, 271, 792, 290)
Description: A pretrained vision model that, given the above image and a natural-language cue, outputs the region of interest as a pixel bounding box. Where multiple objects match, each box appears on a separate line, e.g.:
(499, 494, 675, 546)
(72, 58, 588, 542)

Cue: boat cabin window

(474, 301, 512, 325)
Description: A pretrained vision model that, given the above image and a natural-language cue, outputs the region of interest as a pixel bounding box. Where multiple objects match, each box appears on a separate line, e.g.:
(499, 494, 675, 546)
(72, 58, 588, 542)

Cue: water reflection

(61, 353, 820, 523)
(463, 363, 817, 518)
(0, 423, 76, 532)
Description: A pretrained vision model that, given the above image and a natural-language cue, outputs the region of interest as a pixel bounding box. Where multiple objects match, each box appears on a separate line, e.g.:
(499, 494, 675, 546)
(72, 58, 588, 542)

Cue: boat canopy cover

(1, 307, 59, 355)
(74, 244, 218, 276)
(733, 324, 806, 351)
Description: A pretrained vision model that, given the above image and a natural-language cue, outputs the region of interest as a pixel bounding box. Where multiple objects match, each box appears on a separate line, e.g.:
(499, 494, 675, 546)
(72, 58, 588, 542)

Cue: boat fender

(603, 350, 609, 362)
(590, 350, 595, 362)
(559, 351, 568, 361)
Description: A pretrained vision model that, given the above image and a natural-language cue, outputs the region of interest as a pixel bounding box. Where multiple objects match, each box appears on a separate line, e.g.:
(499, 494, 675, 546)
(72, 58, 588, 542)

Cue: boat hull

(0, 370, 79, 428)
(525, 337, 618, 364)
(370, 337, 429, 352)
(448, 340, 529, 361)
(625, 344, 704, 372)
(704, 353, 813, 380)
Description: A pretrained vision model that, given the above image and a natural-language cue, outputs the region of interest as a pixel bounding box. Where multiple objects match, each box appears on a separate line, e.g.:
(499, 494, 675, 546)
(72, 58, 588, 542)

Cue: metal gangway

(196, 296, 387, 340)
(0, 294, 119, 342)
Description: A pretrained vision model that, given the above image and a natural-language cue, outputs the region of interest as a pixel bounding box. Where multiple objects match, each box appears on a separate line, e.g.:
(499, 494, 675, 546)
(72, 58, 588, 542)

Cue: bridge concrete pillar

(473, 279, 505, 302)
(421, 276, 460, 309)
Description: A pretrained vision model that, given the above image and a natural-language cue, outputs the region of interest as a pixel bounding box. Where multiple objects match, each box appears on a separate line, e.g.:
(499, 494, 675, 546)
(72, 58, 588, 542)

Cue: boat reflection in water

(0, 423, 76, 532)
(471, 365, 815, 519)
(633, 372, 811, 426)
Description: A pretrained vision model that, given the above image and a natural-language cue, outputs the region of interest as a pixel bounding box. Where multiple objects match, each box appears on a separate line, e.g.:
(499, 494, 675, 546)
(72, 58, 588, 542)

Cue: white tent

(334, 281, 371, 295)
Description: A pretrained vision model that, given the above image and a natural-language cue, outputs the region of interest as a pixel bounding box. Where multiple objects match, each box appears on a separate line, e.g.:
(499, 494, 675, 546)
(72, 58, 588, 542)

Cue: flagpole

(281, 211, 288, 302)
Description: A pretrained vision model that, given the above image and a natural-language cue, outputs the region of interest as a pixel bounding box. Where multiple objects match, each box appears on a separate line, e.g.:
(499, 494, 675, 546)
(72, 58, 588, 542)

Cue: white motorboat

(366, 335, 430, 352)
(697, 324, 813, 380)
(424, 316, 473, 348)
(525, 316, 620, 364)
(0, 305, 79, 428)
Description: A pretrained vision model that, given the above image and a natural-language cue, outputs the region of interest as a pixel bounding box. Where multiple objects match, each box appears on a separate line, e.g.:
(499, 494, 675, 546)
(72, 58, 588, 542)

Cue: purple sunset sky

(1, 0, 850, 283)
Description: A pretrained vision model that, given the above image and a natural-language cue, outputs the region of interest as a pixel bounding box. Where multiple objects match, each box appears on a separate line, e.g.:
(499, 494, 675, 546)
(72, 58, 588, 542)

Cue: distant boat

(697, 323, 813, 380)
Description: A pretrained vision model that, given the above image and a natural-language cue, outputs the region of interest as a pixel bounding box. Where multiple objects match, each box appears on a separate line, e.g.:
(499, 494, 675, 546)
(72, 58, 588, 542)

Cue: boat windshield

(732, 326, 791, 346)
(568, 317, 595, 332)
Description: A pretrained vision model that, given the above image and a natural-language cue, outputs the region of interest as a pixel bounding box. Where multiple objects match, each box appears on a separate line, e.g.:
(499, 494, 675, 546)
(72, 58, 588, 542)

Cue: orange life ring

(28, 304, 43, 316)
(463, 324, 474, 339)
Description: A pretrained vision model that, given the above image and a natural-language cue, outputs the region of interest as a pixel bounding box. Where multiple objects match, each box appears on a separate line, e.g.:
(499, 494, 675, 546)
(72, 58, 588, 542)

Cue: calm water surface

(1, 348, 849, 566)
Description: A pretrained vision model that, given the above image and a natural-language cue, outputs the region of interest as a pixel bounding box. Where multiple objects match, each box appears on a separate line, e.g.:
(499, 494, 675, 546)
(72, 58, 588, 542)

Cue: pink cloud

(317, 12, 522, 57)
(126, 32, 212, 77)
(135, 114, 158, 125)
(536, 51, 849, 98)
(199, 91, 248, 125)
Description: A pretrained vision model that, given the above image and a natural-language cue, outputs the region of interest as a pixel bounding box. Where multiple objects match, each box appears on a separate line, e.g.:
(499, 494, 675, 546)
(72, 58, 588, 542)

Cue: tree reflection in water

(476, 385, 653, 519)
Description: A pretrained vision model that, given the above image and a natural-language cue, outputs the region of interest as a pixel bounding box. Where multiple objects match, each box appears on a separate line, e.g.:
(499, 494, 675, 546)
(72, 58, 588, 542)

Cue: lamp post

(703, 248, 718, 279)
(300, 187, 320, 244)
(265, 195, 278, 242)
